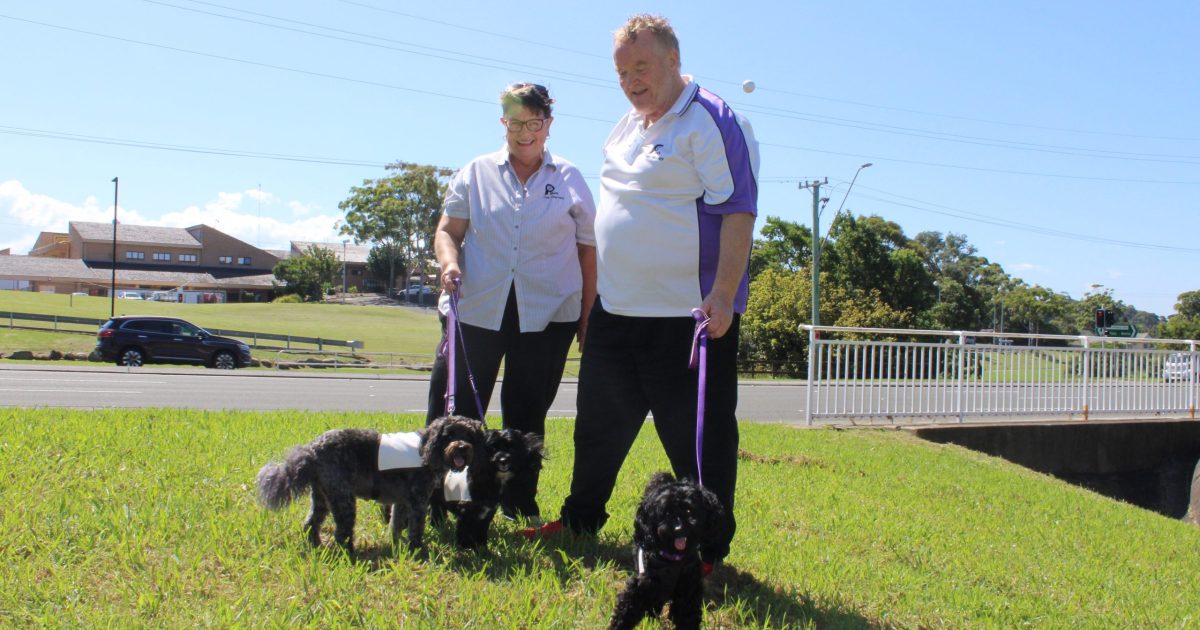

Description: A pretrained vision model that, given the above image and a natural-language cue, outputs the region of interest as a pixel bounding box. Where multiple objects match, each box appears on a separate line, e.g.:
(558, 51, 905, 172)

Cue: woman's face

(502, 105, 552, 165)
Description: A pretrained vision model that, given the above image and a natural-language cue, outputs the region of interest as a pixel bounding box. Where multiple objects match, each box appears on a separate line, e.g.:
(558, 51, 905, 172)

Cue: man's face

(613, 34, 679, 121)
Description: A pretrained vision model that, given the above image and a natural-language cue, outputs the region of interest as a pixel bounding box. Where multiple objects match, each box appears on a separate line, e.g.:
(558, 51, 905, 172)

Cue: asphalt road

(0, 365, 809, 423)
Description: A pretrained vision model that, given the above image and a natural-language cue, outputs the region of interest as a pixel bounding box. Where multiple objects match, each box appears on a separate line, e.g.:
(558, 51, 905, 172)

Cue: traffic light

(1095, 308, 1107, 331)
(1106, 310, 1115, 327)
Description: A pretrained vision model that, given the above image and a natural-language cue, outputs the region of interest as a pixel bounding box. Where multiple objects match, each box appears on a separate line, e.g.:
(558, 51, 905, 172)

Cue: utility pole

(800, 178, 827, 326)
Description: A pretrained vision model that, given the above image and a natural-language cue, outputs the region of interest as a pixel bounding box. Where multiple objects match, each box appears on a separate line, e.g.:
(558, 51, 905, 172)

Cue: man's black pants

(560, 301, 739, 562)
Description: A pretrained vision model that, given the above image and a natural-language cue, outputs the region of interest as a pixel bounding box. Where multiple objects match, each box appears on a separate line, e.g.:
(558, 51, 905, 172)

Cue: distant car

(1163, 353, 1193, 382)
(117, 291, 144, 300)
(95, 316, 252, 369)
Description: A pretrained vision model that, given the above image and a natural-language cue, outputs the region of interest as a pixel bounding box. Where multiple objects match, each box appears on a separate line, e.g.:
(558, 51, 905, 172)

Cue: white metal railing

(802, 325, 1199, 425)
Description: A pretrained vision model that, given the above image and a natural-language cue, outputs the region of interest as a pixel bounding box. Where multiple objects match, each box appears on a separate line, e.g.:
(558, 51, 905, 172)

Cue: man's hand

(698, 293, 734, 339)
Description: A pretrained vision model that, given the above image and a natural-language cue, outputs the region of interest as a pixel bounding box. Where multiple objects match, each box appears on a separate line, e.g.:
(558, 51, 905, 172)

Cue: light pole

(110, 177, 118, 318)
(341, 239, 348, 303)
(829, 163, 873, 237)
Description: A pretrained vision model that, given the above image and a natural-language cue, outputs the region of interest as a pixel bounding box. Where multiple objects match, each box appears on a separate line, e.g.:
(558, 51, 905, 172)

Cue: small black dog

(428, 427, 546, 548)
(255, 415, 485, 553)
(608, 472, 724, 630)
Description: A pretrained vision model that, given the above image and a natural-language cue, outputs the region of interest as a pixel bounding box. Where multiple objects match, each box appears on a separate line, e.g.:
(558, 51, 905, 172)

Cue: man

(525, 14, 758, 572)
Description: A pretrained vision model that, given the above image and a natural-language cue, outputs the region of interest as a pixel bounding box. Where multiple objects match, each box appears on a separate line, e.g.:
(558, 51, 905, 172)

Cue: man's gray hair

(614, 14, 679, 55)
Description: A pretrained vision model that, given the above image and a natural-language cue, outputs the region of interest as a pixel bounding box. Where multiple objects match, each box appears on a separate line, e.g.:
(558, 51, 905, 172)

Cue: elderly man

(526, 14, 759, 572)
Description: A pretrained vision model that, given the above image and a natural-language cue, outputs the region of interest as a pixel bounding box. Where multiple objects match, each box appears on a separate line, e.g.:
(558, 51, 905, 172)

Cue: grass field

(0, 289, 441, 355)
(3, 408, 1198, 628)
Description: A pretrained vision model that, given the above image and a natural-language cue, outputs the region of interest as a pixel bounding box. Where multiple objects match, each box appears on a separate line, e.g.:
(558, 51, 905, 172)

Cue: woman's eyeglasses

(504, 118, 547, 132)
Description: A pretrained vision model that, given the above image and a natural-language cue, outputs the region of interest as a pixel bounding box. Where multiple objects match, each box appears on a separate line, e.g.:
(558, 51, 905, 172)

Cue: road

(0, 365, 809, 422)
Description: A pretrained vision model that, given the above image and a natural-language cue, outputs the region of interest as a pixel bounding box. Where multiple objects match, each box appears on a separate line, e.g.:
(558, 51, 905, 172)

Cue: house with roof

(0, 222, 372, 301)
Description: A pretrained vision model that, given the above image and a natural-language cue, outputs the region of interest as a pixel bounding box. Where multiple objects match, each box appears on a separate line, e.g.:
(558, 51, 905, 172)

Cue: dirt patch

(737, 448, 828, 468)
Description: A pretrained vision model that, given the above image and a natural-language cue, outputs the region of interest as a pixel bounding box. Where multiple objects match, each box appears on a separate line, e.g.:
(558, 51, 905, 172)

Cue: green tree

(272, 245, 340, 302)
(749, 216, 812, 278)
(338, 162, 454, 296)
(366, 242, 406, 293)
(1153, 290, 1200, 340)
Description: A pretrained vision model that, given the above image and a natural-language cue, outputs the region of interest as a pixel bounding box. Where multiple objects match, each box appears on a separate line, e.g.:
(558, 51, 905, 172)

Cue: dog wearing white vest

(255, 415, 486, 554)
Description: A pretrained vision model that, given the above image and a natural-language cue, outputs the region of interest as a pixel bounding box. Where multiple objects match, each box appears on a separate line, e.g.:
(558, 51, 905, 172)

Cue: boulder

(7, 350, 33, 360)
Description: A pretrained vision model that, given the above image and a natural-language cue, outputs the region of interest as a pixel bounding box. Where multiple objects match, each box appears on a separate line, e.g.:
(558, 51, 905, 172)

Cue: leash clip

(689, 308, 709, 369)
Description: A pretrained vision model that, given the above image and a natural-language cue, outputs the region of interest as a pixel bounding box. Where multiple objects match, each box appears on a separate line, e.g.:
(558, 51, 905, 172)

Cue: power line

(846, 184, 1200, 254)
(338, 0, 1199, 144)
(147, 1, 1200, 165)
(757, 141, 1200, 185)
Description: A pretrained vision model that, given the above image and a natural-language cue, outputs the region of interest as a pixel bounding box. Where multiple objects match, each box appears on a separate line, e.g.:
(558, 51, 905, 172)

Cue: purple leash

(443, 283, 486, 423)
(689, 308, 709, 488)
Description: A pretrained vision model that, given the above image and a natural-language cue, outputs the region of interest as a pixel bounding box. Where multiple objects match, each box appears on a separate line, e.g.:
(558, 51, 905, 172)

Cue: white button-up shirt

(443, 148, 596, 332)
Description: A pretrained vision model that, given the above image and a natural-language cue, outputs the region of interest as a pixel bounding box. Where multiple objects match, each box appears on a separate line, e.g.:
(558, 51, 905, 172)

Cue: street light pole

(110, 177, 118, 318)
(829, 163, 873, 236)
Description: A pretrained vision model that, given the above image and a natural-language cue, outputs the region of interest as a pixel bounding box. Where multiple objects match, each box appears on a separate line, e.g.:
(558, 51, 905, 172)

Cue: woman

(426, 83, 597, 523)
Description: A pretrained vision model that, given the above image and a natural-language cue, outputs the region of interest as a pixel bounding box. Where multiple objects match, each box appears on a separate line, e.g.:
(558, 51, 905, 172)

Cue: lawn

(3, 408, 1197, 627)
(0, 289, 441, 355)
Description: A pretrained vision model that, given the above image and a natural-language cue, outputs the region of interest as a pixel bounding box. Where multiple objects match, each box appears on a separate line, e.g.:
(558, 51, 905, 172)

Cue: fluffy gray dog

(256, 415, 486, 553)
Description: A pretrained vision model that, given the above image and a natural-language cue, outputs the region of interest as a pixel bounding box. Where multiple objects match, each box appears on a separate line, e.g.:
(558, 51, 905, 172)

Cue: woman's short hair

(501, 83, 554, 118)
(614, 14, 679, 55)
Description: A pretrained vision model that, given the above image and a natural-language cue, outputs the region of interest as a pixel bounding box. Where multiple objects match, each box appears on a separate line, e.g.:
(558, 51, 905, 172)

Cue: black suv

(95, 316, 252, 369)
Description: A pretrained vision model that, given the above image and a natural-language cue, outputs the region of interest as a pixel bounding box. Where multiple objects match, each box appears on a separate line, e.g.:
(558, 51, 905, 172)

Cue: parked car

(95, 316, 252, 369)
(1163, 353, 1193, 382)
(117, 290, 144, 300)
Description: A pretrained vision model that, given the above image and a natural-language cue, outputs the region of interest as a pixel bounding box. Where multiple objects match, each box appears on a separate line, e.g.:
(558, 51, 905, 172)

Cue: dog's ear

(645, 471, 675, 495)
(523, 431, 547, 464)
(420, 417, 446, 464)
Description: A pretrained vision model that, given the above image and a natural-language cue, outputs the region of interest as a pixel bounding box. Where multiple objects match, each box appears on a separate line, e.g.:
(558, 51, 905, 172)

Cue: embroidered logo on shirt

(648, 144, 666, 161)
(544, 184, 564, 200)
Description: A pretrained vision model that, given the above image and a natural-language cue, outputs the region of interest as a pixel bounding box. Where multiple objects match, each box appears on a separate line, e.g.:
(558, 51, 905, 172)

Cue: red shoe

(519, 518, 563, 540)
(702, 561, 715, 577)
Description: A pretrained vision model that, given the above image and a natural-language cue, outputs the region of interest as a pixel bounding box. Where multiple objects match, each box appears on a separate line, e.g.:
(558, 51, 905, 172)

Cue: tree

(366, 242, 406, 293)
(1155, 290, 1200, 340)
(338, 162, 454, 296)
(272, 245, 340, 302)
(749, 217, 812, 278)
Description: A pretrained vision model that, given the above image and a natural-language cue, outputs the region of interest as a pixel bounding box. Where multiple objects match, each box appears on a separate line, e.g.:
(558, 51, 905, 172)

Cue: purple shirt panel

(692, 86, 758, 313)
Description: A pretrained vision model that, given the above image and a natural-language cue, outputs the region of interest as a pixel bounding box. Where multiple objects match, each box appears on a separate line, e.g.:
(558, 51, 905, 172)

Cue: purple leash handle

(444, 282, 487, 426)
(689, 308, 709, 488)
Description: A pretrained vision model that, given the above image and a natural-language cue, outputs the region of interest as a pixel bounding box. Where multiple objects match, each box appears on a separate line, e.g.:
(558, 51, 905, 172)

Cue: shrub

(272, 294, 303, 304)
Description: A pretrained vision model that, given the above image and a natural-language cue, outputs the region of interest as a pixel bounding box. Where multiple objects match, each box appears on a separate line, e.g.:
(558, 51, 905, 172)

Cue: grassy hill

(0, 289, 441, 356)
(3, 408, 1197, 627)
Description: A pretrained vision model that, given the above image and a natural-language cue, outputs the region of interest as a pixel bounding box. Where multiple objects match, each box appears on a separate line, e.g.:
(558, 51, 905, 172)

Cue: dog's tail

(255, 445, 317, 510)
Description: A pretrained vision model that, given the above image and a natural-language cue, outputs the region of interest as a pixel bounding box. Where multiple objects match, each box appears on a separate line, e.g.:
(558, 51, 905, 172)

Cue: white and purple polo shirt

(596, 77, 759, 318)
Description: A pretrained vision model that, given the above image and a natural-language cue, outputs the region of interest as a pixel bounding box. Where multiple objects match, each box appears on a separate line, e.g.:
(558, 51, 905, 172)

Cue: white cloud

(1010, 263, 1038, 272)
(288, 200, 317, 217)
(0, 180, 339, 254)
(1, 179, 149, 253)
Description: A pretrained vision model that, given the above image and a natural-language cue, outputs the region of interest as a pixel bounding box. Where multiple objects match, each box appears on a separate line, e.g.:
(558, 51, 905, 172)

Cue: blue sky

(2, 0, 1197, 316)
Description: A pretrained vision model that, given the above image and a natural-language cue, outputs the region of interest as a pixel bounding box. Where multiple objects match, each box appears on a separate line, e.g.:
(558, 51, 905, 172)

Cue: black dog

(427, 427, 546, 548)
(608, 472, 724, 630)
(256, 415, 485, 553)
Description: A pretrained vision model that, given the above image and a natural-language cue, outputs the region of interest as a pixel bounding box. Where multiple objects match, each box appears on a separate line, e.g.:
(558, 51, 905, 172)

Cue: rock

(48, 350, 63, 360)
(64, 352, 91, 361)
(7, 350, 33, 360)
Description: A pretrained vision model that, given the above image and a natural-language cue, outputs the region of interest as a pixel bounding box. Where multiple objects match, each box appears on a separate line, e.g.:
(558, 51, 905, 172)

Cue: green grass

(3, 409, 1198, 628)
(0, 289, 442, 354)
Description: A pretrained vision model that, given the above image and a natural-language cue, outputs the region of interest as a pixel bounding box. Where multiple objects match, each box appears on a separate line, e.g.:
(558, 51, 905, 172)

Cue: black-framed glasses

(504, 117, 547, 132)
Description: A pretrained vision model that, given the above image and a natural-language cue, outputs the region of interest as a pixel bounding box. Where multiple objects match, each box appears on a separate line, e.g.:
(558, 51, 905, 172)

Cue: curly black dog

(255, 415, 485, 553)
(608, 472, 724, 630)
(427, 427, 546, 548)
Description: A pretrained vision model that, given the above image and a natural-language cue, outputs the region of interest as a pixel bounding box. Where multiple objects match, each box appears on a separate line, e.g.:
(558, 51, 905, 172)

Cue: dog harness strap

(446, 284, 487, 426)
(689, 308, 709, 488)
(637, 547, 646, 575)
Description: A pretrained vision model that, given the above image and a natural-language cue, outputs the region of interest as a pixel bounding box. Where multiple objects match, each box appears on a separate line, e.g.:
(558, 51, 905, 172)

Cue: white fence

(803, 325, 1199, 425)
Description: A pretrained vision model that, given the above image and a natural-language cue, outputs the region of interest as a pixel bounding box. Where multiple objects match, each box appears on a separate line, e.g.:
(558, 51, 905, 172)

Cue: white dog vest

(377, 431, 423, 470)
(444, 468, 472, 502)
